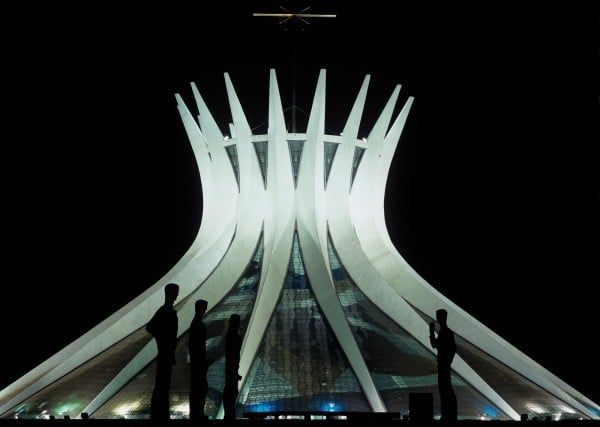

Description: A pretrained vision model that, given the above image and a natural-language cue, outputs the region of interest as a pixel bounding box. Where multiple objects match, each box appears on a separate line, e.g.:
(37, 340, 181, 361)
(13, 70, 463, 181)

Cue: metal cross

(253, 5, 336, 26)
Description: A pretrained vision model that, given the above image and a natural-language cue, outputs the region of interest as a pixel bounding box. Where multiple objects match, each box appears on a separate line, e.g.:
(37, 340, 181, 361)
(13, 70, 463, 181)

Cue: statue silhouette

(429, 308, 458, 423)
(223, 313, 242, 421)
(146, 283, 179, 421)
(188, 299, 213, 421)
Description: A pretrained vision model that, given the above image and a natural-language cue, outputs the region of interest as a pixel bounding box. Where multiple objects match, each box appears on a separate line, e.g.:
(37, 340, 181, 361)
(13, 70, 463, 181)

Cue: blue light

(320, 402, 342, 412)
(482, 405, 499, 418)
(246, 402, 278, 413)
(587, 407, 600, 417)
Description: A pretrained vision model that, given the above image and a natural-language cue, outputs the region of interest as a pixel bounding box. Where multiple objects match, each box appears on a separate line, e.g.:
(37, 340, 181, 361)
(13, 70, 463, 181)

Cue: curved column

(350, 87, 592, 418)
(295, 70, 386, 412)
(239, 69, 296, 386)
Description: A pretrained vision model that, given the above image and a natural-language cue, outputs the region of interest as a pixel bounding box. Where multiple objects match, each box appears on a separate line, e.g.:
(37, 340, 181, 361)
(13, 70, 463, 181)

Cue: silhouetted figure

(223, 313, 242, 421)
(429, 308, 457, 423)
(189, 299, 213, 421)
(146, 283, 179, 421)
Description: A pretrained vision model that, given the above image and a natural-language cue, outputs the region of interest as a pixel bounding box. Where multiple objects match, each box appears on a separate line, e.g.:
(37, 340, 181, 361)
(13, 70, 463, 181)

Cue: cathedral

(1, 69, 598, 421)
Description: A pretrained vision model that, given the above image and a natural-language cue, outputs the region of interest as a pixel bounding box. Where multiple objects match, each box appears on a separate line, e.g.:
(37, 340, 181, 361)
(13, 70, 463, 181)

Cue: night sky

(2, 2, 599, 409)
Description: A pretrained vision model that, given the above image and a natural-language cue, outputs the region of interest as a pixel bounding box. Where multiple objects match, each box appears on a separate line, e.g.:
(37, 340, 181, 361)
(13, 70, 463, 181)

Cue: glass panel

(323, 142, 339, 190)
(253, 141, 268, 188)
(327, 234, 510, 420)
(239, 232, 370, 416)
(3, 328, 152, 420)
(225, 144, 240, 191)
(91, 235, 265, 419)
(287, 140, 304, 188)
(350, 147, 365, 190)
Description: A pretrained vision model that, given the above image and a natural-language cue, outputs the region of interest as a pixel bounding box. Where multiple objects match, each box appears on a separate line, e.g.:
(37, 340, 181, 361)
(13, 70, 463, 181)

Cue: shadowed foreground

(1, 419, 600, 427)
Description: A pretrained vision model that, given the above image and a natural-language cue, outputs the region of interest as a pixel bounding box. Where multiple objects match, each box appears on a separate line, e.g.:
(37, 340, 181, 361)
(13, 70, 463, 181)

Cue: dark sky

(2, 2, 599, 408)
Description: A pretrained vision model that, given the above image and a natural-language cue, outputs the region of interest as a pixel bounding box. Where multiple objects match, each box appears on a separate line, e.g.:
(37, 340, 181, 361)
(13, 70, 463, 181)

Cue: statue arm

(429, 321, 437, 348)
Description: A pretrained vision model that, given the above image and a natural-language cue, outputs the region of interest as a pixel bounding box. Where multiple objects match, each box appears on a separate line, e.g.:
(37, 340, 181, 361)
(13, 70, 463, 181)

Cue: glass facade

(239, 232, 370, 416)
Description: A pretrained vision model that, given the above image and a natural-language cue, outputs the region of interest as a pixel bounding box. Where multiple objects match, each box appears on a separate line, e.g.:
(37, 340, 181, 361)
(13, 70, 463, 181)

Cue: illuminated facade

(1, 69, 599, 421)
